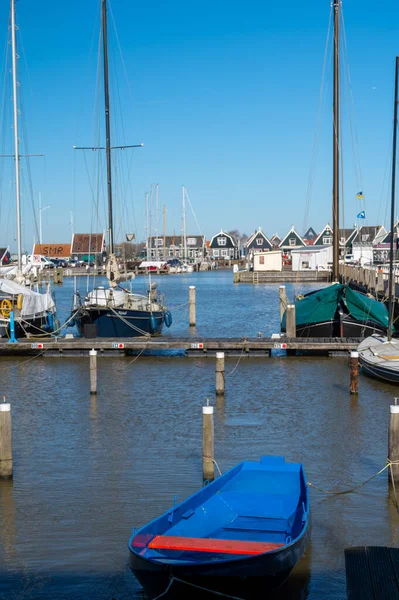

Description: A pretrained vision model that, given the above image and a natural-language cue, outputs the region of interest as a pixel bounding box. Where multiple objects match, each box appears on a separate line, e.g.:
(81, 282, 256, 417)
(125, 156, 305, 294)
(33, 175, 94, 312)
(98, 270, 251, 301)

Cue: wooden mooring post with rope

(216, 352, 225, 395)
(279, 286, 287, 323)
(349, 351, 359, 395)
(0, 398, 12, 479)
(202, 399, 214, 482)
(389, 399, 399, 484)
(189, 286, 196, 327)
(89, 349, 98, 395)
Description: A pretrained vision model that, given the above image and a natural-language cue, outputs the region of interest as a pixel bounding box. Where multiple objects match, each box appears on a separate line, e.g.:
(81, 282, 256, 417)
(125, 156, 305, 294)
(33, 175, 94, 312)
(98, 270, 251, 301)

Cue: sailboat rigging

(357, 57, 399, 383)
(282, 0, 389, 339)
(0, 0, 57, 339)
(72, 0, 171, 338)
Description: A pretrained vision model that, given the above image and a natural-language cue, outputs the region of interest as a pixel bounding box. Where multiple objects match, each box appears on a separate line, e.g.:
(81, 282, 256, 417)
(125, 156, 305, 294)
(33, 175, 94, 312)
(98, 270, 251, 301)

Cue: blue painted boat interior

(130, 456, 309, 564)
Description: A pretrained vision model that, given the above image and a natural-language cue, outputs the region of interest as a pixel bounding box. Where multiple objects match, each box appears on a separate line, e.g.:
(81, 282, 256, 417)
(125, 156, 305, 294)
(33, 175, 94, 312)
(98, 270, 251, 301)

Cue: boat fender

(0, 299, 12, 318)
(17, 294, 23, 310)
(164, 310, 172, 328)
(149, 314, 157, 333)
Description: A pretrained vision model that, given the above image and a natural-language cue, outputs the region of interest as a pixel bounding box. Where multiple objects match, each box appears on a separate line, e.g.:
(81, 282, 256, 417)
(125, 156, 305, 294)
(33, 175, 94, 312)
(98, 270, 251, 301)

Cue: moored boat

(128, 456, 309, 599)
(282, 283, 390, 338)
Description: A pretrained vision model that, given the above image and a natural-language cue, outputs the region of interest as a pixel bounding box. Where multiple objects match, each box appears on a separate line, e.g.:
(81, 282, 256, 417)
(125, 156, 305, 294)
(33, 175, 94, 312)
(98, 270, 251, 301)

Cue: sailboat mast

(102, 0, 114, 255)
(182, 185, 187, 260)
(332, 0, 340, 282)
(11, 0, 21, 272)
(388, 57, 399, 341)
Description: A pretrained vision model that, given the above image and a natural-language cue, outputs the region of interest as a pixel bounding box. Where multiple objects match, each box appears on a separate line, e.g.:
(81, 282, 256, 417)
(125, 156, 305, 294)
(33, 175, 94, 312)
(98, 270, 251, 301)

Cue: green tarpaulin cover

(345, 286, 389, 329)
(282, 283, 342, 330)
(281, 283, 389, 330)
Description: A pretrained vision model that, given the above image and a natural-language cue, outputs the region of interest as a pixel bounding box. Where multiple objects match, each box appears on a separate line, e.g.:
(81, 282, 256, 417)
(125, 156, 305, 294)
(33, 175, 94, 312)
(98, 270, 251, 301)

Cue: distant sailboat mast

(332, 0, 340, 282)
(388, 57, 399, 341)
(101, 0, 114, 255)
(182, 185, 187, 260)
(11, 0, 21, 273)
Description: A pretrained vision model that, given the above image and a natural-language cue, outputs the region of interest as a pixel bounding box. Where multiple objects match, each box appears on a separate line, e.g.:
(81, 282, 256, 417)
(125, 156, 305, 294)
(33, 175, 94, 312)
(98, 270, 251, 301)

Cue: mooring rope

(225, 342, 246, 377)
(152, 576, 246, 600)
(308, 460, 399, 506)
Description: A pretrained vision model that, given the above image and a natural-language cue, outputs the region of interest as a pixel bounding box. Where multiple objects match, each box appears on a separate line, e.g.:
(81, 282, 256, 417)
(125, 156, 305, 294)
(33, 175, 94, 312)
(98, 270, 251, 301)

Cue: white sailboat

(72, 0, 171, 338)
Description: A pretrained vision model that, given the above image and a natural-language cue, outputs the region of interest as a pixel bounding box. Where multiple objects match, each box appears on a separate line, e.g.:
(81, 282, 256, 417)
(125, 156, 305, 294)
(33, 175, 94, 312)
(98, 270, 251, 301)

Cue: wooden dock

(345, 546, 399, 599)
(0, 336, 362, 357)
(234, 270, 331, 283)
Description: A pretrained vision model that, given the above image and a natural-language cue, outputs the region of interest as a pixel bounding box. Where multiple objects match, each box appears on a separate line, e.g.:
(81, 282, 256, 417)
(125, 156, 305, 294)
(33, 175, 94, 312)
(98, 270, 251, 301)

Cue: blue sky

(0, 0, 398, 250)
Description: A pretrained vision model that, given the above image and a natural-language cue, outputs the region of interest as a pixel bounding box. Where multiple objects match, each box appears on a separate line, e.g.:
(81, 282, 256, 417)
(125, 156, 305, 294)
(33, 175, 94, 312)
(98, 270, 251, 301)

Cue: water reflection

(0, 480, 16, 562)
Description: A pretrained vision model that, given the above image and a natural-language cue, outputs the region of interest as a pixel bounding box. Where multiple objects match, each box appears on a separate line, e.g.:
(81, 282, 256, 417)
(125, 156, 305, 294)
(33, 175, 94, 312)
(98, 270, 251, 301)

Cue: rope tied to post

(308, 459, 399, 510)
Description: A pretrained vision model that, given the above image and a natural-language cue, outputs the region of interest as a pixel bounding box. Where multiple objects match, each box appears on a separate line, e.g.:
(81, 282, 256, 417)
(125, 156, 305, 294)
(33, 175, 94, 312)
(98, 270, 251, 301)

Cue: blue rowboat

(128, 456, 310, 599)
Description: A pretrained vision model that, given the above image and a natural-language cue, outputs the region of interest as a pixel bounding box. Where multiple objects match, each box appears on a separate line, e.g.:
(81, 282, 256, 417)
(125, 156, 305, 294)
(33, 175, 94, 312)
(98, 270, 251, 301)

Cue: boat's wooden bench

(148, 535, 283, 555)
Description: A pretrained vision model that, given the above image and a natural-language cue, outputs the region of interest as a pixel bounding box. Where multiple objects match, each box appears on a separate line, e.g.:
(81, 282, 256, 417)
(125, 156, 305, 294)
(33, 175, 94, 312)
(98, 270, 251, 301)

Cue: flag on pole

(357, 210, 366, 219)
(356, 191, 364, 199)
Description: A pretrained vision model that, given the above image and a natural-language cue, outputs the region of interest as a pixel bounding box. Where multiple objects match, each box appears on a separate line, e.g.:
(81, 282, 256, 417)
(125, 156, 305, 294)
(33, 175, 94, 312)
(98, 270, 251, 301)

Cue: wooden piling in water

(189, 286, 196, 327)
(350, 351, 359, 395)
(89, 349, 97, 395)
(53, 268, 59, 284)
(57, 267, 63, 283)
(286, 304, 296, 338)
(202, 400, 214, 481)
(0, 400, 12, 479)
(216, 352, 225, 395)
(389, 399, 399, 484)
(279, 286, 287, 323)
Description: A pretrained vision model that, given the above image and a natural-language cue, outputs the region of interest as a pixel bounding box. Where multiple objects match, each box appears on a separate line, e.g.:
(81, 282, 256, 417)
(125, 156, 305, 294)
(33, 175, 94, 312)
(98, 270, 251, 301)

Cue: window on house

(155, 238, 163, 246)
(188, 250, 194, 258)
(187, 237, 196, 246)
(256, 238, 263, 245)
(362, 234, 369, 242)
(168, 249, 174, 256)
(289, 238, 296, 246)
(259, 256, 265, 265)
(221, 249, 228, 256)
(323, 237, 332, 244)
(213, 249, 220, 257)
(217, 237, 227, 246)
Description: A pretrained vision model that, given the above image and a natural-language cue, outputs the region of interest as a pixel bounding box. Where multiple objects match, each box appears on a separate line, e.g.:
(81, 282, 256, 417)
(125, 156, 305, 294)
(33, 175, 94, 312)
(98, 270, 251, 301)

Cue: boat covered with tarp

(0, 278, 56, 337)
(281, 283, 390, 338)
(128, 456, 309, 599)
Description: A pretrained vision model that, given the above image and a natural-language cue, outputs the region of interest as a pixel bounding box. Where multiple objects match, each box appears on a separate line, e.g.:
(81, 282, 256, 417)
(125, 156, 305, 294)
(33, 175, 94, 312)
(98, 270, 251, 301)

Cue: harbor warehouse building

(71, 233, 105, 264)
(253, 251, 282, 271)
(291, 245, 333, 271)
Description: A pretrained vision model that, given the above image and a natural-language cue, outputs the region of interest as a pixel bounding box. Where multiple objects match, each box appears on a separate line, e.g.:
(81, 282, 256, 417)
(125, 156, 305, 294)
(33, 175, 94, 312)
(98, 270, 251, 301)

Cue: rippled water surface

(0, 271, 398, 600)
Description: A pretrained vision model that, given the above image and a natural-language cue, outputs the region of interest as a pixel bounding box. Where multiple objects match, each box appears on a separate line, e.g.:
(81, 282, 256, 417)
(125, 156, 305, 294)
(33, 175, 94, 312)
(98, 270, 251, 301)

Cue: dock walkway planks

(0, 336, 362, 357)
(345, 546, 399, 599)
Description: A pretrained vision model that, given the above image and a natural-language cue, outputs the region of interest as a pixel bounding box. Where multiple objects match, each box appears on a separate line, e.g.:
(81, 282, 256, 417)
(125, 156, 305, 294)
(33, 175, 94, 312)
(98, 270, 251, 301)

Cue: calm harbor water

(0, 270, 398, 600)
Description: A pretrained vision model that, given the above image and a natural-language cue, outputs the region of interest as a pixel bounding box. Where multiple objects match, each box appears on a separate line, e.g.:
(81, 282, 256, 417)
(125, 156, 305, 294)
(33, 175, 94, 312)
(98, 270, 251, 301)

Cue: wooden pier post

(389, 399, 399, 484)
(37, 269, 42, 286)
(202, 399, 214, 481)
(286, 304, 296, 338)
(89, 349, 97, 395)
(279, 286, 287, 323)
(216, 352, 225, 395)
(0, 400, 12, 479)
(58, 267, 64, 283)
(189, 286, 196, 327)
(350, 351, 359, 395)
(53, 268, 59, 284)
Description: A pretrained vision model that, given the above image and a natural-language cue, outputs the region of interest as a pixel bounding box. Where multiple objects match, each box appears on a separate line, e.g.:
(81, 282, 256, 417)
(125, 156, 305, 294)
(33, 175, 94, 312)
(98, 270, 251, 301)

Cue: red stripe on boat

(148, 535, 283, 555)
